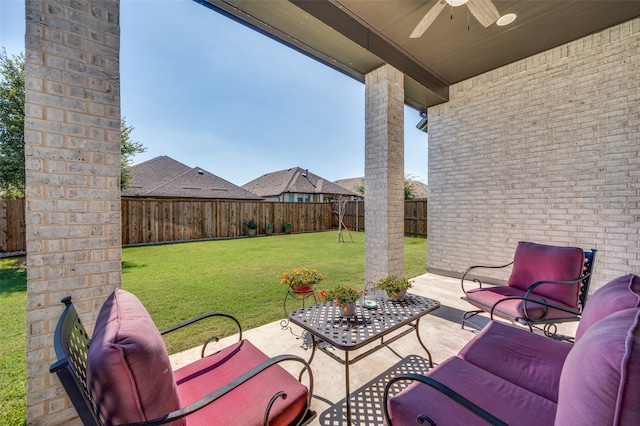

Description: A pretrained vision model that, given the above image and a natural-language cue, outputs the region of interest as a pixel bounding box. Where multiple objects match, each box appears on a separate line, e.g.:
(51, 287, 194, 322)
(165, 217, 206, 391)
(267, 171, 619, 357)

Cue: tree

(404, 174, 418, 200)
(352, 175, 420, 200)
(353, 178, 364, 196)
(0, 49, 145, 196)
(0, 49, 25, 198)
(120, 117, 146, 190)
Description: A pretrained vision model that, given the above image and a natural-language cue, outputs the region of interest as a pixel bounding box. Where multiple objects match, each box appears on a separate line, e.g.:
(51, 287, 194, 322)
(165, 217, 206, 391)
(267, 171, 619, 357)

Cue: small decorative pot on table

(339, 302, 357, 317)
(376, 275, 414, 302)
(316, 284, 361, 318)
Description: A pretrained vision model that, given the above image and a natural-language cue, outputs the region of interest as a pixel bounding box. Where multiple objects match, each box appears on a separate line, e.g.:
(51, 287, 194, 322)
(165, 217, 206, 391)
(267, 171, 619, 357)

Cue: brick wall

(24, 0, 122, 423)
(427, 18, 640, 289)
(364, 65, 405, 284)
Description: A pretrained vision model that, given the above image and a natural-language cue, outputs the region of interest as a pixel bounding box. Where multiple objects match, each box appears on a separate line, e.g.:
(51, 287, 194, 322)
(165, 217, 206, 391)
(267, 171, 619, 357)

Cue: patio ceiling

(197, 0, 640, 110)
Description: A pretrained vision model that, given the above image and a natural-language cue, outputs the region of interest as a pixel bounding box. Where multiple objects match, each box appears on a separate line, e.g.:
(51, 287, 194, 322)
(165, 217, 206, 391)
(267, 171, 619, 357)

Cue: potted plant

(376, 275, 413, 301)
(245, 220, 258, 237)
(279, 267, 326, 295)
(317, 284, 361, 317)
(265, 223, 273, 236)
(283, 222, 293, 234)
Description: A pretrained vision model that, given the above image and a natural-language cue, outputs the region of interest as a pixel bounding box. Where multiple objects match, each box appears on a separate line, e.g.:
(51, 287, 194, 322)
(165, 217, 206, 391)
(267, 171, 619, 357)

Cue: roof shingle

(122, 156, 263, 200)
(242, 167, 358, 198)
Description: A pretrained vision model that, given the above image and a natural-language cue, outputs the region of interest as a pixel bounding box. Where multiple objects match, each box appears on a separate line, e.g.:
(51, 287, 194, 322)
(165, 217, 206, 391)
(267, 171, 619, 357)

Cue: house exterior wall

(427, 18, 640, 289)
(24, 0, 122, 423)
(364, 64, 405, 284)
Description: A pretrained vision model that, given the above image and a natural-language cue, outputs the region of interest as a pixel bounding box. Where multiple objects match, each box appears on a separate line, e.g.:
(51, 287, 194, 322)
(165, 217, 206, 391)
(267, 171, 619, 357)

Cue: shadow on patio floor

(318, 354, 431, 426)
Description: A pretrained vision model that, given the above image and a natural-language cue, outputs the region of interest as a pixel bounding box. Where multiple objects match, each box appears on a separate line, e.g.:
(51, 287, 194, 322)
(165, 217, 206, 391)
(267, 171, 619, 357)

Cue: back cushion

(87, 289, 183, 426)
(575, 274, 640, 340)
(556, 308, 640, 425)
(508, 242, 585, 308)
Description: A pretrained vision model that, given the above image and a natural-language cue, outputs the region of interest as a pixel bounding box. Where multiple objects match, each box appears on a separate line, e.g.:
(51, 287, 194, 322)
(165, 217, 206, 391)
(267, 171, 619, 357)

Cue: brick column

(364, 65, 405, 284)
(24, 0, 122, 424)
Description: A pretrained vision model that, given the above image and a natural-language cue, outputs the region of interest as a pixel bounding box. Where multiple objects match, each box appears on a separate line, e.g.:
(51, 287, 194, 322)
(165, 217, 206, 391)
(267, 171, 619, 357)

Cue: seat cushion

(387, 357, 557, 426)
(465, 286, 578, 321)
(575, 274, 640, 341)
(508, 242, 585, 309)
(174, 339, 308, 426)
(458, 321, 572, 402)
(556, 308, 640, 425)
(87, 289, 183, 426)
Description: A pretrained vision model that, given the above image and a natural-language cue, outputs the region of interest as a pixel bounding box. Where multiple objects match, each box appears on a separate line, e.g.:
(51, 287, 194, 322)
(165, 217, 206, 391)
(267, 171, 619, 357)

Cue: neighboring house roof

(334, 177, 364, 195)
(122, 156, 263, 200)
(242, 167, 359, 199)
(335, 176, 428, 199)
(410, 180, 429, 199)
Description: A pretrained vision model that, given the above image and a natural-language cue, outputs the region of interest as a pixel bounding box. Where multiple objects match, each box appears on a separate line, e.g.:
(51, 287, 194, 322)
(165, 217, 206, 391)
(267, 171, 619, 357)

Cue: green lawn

(0, 257, 27, 426)
(0, 231, 427, 425)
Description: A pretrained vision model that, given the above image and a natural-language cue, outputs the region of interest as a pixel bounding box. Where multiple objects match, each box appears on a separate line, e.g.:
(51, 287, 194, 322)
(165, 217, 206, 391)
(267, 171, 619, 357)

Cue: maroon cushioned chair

(461, 241, 596, 338)
(50, 289, 315, 426)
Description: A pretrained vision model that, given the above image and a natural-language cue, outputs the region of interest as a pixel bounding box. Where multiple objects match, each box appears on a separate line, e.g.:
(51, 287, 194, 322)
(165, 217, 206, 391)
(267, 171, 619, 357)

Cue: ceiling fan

(410, 0, 501, 38)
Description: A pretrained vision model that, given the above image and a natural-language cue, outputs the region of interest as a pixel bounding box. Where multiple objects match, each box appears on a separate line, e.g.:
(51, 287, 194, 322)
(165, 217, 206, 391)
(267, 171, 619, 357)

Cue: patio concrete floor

(169, 273, 578, 425)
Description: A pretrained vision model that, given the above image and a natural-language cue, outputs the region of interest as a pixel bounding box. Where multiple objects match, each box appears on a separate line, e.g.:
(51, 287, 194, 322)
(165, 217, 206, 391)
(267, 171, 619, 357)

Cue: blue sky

(1, 0, 428, 186)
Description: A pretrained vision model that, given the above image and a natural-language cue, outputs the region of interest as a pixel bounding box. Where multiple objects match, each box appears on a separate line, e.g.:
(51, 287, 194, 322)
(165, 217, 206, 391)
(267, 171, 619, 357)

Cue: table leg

(415, 318, 434, 368)
(280, 291, 292, 328)
(298, 333, 318, 382)
(345, 351, 351, 425)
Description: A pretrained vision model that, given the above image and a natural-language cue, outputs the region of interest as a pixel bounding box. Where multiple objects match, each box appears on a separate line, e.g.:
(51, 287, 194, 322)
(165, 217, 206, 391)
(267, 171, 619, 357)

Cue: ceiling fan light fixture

(444, 0, 470, 6)
(496, 13, 517, 26)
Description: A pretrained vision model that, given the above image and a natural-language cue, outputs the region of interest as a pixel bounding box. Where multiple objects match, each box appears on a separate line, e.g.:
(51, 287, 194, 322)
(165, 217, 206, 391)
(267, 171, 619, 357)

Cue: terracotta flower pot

(290, 284, 315, 295)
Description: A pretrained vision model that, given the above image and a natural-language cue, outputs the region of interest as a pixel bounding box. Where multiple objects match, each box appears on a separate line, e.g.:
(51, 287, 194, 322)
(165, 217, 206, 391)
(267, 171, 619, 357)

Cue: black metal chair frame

(382, 374, 509, 426)
(49, 296, 316, 426)
(461, 249, 597, 338)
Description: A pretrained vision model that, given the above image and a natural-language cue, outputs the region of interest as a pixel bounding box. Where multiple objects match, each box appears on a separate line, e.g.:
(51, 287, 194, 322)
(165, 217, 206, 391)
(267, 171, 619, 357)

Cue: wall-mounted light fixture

(416, 111, 428, 133)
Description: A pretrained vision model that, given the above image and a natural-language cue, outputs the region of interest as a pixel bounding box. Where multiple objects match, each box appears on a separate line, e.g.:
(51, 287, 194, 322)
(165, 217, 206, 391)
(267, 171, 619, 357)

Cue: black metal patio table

(288, 293, 440, 425)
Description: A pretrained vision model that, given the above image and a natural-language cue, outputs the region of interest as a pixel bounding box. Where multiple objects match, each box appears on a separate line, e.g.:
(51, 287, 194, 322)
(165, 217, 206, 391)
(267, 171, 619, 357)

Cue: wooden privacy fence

(121, 198, 334, 245)
(404, 199, 429, 238)
(333, 199, 428, 238)
(0, 198, 428, 253)
(1, 198, 26, 253)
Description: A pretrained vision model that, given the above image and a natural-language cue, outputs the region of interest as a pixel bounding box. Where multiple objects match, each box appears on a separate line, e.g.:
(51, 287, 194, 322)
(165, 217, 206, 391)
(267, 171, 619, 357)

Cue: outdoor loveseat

(50, 288, 315, 425)
(384, 273, 640, 425)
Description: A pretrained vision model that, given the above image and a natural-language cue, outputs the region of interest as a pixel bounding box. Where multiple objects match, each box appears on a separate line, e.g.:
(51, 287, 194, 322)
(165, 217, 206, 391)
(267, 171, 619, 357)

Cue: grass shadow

(0, 259, 27, 295)
(121, 260, 147, 271)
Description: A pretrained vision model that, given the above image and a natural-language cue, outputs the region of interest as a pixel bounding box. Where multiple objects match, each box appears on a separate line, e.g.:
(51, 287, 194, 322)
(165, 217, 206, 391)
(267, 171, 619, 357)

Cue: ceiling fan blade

(410, 1, 446, 38)
(467, 0, 500, 27)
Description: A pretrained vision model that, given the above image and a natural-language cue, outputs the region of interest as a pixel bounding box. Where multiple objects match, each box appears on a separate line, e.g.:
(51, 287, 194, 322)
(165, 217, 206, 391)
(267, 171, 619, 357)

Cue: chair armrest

(159, 312, 243, 358)
(525, 274, 589, 296)
(461, 262, 513, 294)
(521, 273, 590, 320)
(121, 354, 314, 426)
(383, 374, 508, 426)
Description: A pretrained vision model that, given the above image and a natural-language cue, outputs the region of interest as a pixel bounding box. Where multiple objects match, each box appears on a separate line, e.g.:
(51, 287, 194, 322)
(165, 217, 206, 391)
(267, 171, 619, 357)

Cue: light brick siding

(364, 65, 405, 284)
(427, 18, 640, 289)
(24, 0, 122, 424)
